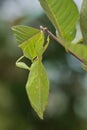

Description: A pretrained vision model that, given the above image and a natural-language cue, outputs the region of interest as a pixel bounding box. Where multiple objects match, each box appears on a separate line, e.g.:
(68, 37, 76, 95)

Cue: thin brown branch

(40, 26, 83, 63)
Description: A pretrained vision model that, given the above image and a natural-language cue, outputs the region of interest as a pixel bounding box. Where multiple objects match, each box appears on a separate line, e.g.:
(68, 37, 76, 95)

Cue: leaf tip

(82, 63, 87, 71)
(38, 112, 44, 120)
(11, 26, 16, 31)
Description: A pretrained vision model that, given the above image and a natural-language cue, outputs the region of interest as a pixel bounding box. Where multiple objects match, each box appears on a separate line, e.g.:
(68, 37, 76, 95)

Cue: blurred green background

(0, 0, 87, 130)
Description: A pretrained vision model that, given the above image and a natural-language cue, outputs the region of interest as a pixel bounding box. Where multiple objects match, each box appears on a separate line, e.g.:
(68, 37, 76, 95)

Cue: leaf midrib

(44, 0, 64, 37)
(37, 61, 43, 112)
(18, 31, 40, 46)
(13, 27, 40, 44)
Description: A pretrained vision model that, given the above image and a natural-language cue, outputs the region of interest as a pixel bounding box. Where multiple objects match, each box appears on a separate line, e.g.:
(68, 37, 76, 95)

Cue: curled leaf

(16, 62, 29, 70)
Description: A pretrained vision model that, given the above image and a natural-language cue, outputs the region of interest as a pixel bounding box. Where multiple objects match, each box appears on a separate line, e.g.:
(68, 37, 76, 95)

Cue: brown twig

(40, 26, 83, 63)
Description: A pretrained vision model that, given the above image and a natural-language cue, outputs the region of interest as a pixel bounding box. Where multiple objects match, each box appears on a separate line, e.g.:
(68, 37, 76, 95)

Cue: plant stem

(40, 26, 83, 63)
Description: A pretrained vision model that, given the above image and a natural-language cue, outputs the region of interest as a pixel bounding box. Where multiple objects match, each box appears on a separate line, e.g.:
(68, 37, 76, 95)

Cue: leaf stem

(40, 26, 83, 63)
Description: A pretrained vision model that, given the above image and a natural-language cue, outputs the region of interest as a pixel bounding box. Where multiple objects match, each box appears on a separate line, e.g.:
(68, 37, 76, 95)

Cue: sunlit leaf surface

(39, 0, 79, 41)
(26, 60, 49, 119)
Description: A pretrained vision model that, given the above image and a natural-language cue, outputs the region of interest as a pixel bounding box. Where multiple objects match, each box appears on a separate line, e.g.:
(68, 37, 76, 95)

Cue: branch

(40, 26, 83, 63)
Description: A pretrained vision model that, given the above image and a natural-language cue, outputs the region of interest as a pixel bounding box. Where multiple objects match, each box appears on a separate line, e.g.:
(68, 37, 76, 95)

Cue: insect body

(26, 59, 49, 119)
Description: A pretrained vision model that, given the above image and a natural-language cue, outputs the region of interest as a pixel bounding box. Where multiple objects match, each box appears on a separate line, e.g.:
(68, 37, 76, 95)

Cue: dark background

(0, 0, 87, 130)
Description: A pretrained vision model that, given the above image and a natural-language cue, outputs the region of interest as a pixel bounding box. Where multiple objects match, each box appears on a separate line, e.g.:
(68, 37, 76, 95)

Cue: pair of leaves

(39, 0, 87, 66)
(12, 26, 49, 119)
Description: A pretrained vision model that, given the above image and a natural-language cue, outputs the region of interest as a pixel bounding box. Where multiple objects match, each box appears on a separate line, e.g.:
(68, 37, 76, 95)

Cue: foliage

(80, 0, 87, 44)
(39, 0, 79, 41)
(12, 0, 87, 119)
(12, 25, 49, 119)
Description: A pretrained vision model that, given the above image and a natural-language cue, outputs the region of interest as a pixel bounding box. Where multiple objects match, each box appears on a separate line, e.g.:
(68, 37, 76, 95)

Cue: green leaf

(12, 25, 40, 44)
(39, 0, 79, 41)
(15, 56, 30, 70)
(26, 60, 49, 119)
(82, 63, 87, 71)
(80, 0, 87, 44)
(12, 25, 46, 61)
(43, 35, 50, 53)
(16, 62, 29, 70)
(65, 41, 87, 64)
(19, 31, 44, 60)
